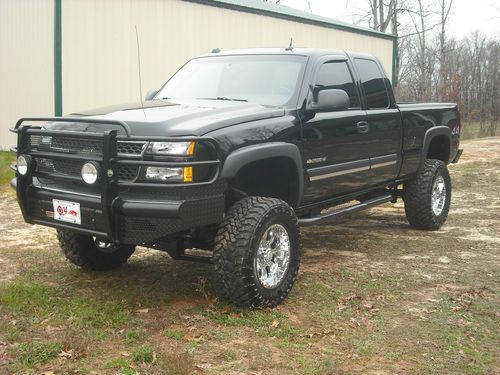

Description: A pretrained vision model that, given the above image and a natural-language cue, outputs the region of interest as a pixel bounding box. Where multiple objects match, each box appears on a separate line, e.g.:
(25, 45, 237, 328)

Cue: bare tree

(353, 1, 414, 90)
(485, 40, 499, 136)
(368, 0, 395, 32)
(436, 0, 453, 100)
(305, 0, 313, 13)
(401, 0, 440, 100)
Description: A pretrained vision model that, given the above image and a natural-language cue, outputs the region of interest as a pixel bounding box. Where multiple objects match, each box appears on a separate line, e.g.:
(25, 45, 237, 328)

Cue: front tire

(403, 159, 451, 230)
(212, 197, 301, 308)
(57, 230, 136, 271)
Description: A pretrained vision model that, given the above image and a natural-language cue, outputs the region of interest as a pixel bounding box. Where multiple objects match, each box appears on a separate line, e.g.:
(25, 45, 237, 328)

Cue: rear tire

(57, 230, 136, 271)
(212, 197, 301, 308)
(403, 159, 451, 230)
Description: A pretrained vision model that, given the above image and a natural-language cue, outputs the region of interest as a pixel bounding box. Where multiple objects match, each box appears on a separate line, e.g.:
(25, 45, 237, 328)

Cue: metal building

(0, 0, 396, 150)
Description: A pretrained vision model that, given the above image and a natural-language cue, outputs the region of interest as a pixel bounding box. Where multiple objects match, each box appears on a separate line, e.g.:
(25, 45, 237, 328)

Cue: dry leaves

(0, 341, 7, 363)
(299, 329, 335, 338)
(58, 349, 73, 359)
(348, 318, 361, 328)
(196, 363, 213, 370)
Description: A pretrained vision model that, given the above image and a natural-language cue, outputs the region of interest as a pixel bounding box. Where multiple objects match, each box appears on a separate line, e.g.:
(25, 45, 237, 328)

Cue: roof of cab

(197, 47, 349, 59)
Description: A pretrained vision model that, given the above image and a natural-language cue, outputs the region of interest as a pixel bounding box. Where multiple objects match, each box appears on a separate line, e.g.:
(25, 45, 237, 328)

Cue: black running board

(298, 194, 393, 227)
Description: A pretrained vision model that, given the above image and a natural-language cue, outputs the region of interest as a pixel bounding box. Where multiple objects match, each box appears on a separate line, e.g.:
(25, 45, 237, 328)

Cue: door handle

(356, 121, 370, 134)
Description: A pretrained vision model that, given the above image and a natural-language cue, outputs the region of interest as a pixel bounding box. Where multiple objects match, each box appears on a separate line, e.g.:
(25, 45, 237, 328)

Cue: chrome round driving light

(17, 155, 30, 176)
(81, 162, 100, 184)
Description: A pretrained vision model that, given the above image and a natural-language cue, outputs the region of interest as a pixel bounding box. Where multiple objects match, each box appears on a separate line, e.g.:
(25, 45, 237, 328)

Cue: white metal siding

(0, 0, 54, 150)
(62, 0, 393, 114)
(0, 0, 393, 149)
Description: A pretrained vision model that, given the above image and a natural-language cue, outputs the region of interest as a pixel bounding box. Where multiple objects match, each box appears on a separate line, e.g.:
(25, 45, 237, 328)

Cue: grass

(0, 151, 15, 185)
(461, 121, 500, 140)
(0, 281, 51, 314)
(105, 357, 129, 369)
(163, 328, 184, 340)
(15, 341, 63, 368)
(424, 296, 497, 374)
(62, 298, 130, 328)
(453, 160, 500, 190)
(105, 352, 193, 375)
(130, 345, 154, 364)
(124, 329, 144, 345)
(0, 280, 131, 329)
(162, 352, 194, 375)
(203, 306, 300, 339)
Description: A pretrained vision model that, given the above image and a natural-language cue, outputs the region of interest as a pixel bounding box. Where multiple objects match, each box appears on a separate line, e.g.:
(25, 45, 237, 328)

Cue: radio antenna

(135, 25, 146, 118)
(285, 37, 294, 51)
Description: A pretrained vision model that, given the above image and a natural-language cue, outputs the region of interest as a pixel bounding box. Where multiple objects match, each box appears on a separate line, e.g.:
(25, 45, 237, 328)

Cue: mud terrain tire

(57, 230, 135, 271)
(212, 197, 301, 308)
(403, 159, 451, 230)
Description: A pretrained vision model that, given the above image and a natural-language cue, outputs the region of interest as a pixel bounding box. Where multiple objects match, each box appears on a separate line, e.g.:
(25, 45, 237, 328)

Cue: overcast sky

(277, 0, 500, 39)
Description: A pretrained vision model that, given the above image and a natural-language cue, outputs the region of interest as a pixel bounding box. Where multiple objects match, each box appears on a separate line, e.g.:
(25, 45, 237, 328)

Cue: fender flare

(419, 126, 452, 169)
(220, 142, 304, 207)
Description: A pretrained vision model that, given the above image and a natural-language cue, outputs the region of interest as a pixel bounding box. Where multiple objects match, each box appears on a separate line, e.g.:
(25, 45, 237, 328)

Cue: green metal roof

(185, 0, 396, 40)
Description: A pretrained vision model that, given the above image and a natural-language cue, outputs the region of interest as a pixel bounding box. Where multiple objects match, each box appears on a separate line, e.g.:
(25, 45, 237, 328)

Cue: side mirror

(145, 89, 158, 101)
(310, 89, 350, 112)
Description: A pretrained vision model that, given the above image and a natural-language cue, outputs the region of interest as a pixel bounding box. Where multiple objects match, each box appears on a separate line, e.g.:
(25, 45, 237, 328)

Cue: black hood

(45, 100, 285, 137)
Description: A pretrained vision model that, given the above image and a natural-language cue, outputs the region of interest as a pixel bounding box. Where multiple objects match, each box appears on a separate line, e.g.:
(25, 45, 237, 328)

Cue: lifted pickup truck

(12, 48, 462, 307)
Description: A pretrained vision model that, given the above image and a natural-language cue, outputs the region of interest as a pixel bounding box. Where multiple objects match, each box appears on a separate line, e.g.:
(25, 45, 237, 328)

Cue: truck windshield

(155, 55, 307, 107)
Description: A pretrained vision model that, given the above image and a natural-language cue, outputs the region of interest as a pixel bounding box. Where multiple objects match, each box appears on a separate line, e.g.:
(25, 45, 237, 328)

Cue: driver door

(301, 58, 372, 204)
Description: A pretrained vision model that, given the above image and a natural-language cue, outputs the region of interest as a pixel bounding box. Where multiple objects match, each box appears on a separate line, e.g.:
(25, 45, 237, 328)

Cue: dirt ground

(0, 137, 498, 374)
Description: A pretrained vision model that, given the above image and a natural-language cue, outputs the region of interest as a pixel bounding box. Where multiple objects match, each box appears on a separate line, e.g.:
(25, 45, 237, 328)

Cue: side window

(354, 58, 389, 109)
(314, 61, 359, 108)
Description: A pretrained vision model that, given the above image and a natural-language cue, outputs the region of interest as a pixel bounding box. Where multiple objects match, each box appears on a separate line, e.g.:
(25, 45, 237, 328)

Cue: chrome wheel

(93, 237, 117, 253)
(431, 175, 446, 216)
(255, 224, 290, 289)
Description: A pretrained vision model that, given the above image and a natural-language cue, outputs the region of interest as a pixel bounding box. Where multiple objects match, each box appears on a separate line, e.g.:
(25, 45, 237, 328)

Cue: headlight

(81, 162, 100, 184)
(147, 141, 195, 155)
(17, 155, 30, 175)
(145, 166, 193, 183)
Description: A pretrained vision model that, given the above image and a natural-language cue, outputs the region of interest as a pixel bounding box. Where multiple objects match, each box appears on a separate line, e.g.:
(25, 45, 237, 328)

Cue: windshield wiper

(196, 97, 248, 102)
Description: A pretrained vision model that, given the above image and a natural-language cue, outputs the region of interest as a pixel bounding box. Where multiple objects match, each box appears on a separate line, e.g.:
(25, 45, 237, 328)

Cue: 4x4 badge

(307, 157, 326, 164)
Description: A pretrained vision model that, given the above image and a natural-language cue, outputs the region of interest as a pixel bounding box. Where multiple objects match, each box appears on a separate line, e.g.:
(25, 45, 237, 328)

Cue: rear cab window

(354, 58, 390, 109)
(314, 61, 360, 108)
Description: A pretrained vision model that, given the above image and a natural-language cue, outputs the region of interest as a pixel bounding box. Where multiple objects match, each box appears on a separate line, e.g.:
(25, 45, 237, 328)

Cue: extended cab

(12, 48, 462, 307)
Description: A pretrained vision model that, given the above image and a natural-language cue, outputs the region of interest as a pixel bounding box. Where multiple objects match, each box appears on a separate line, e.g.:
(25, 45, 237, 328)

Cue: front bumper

(13, 178, 226, 244)
(11, 117, 224, 245)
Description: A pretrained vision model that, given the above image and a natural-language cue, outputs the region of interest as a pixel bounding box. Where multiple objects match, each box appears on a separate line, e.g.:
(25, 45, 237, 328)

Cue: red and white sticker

(52, 199, 81, 225)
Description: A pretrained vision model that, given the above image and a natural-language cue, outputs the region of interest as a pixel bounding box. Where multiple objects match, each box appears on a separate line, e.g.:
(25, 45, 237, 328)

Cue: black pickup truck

(12, 48, 462, 307)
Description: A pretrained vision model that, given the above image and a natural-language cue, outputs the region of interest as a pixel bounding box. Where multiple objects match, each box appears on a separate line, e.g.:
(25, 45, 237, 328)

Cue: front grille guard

(10, 117, 222, 242)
